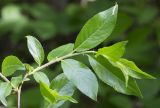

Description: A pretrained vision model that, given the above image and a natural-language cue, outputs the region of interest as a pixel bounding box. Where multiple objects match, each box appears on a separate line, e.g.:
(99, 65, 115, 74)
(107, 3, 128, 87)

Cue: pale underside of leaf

(61, 59, 98, 101)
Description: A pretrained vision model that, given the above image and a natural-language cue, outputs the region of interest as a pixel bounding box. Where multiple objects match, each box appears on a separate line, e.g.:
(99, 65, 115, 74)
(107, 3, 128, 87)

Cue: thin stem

(17, 73, 28, 108)
(0, 73, 10, 83)
(29, 50, 96, 75)
(17, 88, 21, 108)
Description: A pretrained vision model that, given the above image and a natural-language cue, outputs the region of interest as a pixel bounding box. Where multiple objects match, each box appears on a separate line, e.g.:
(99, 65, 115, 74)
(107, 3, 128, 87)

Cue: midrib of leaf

(119, 60, 154, 79)
(109, 70, 139, 96)
(30, 43, 41, 62)
(120, 60, 143, 75)
(116, 61, 129, 86)
(104, 67, 133, 92)
(75, 14, 115, 51)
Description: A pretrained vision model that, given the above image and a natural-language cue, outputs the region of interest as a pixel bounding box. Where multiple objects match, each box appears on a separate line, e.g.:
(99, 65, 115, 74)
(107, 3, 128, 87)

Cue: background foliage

(0, 0, 159, 108)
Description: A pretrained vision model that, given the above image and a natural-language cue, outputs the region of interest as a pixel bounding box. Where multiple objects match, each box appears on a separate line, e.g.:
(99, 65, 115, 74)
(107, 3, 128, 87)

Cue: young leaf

(26, 36, 45, 65)
(40, 81, 57, 103)
(47, 43, 74, 61)
(0, 82, 12, 106)
(11, 75, 23, 88)
(61, 59, 98, 101)
(88, 55, 142, 97)
(96, 41, 128, 85)
(48, 73, 76, 108)
(74, 4, 118, 51)
(118, 58, 155, 79)
(2, 56, 25, 76)
(40, 82, 77, 104)
(97, 41, 128, 61)
(101, 57, 155, 86)
(33, 72, 50, 85)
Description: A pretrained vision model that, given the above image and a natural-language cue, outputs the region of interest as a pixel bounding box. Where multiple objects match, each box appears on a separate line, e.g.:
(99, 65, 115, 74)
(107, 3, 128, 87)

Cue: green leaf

(40, 82, 77, 104)
(96, 41, 128, 85)
(40, 81, 57, 103)
(117, 58, 155, 79)
(11, 75, 23, 88)
(61, 59, 98, 101)
(26, 36, 44, 65)
(47, 43, 74, 61)
(101, 57, 155, 86)
(50, 73, 75, 96)
(49, 74, 76, 107)
(34, 72, 50, 85)
(74, 4, 118, 51)
(97, 41, 128, 61)
(2, 55, 25, 76)
(112, 60, 129, 87)
(88, 55, 142, 97)
(0, 82, 12, 106)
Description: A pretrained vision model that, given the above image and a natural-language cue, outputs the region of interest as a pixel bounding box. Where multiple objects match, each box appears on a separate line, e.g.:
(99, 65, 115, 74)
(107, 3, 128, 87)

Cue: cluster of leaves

(0, 4, 155, 108)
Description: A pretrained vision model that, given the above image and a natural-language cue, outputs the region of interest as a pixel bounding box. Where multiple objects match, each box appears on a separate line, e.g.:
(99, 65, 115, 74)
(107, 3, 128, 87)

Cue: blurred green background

(0, 0, 159, 108)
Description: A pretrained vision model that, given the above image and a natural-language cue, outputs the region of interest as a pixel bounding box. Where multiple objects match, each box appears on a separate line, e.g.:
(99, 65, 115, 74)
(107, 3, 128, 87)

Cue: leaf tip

(25, 35, 32, 39)
(149, 75, 156, 79)
(112, 3, 118, 15)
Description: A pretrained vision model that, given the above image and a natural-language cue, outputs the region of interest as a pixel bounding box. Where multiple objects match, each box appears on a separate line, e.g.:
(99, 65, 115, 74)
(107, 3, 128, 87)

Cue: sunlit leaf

(97, 41, 128, 61)
(74, 4, 118, 51)
(26, 36, 45, 65)
(61, 59, 98, 101)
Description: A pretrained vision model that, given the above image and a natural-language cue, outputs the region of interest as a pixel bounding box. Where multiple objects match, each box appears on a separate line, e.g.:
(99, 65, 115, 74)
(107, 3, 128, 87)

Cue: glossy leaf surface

(74, 4, 118, 51)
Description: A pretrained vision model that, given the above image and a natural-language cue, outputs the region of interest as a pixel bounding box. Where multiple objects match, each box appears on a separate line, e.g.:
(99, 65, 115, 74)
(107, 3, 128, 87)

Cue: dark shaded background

(0, 0, 159, 108)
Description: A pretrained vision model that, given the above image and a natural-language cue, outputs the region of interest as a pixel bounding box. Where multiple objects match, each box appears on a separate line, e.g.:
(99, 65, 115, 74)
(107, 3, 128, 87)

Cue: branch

(29, 50, 96, 75)
(17, 50, 96, 108)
